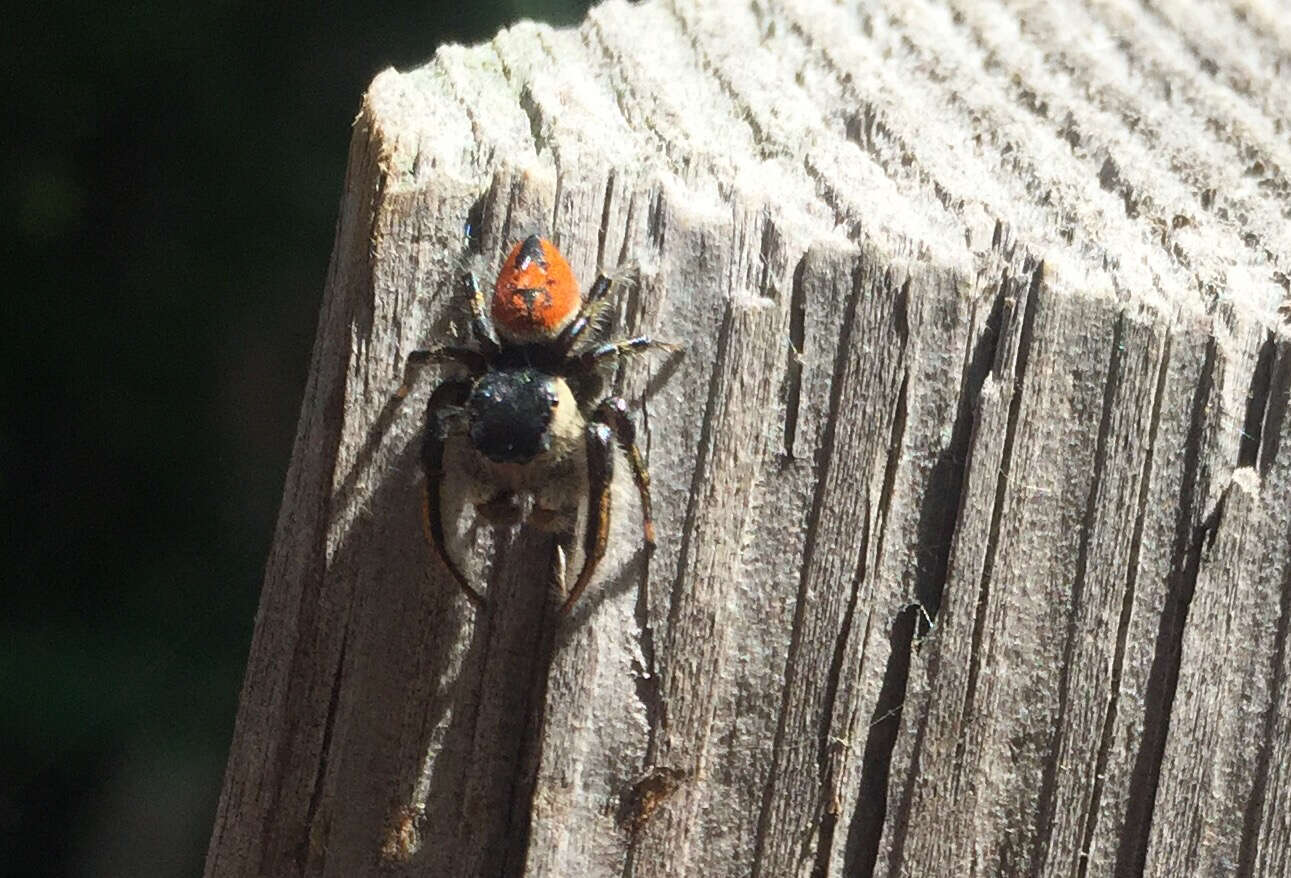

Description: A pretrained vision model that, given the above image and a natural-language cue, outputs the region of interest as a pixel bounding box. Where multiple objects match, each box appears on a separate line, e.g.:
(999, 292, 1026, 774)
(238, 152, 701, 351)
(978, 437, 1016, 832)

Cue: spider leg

(395, 271, 497, 398)
(560, 421, 615, 615)
(586, 273, 613, 304)
(463, 271, 500, 354)
(422, 378, 486, 608)
(571, 336, 680, 373)
(396, 347, 484, 397)
(558, 296, 615, 352)
(593, 397, 657, 545)
(557, 274, 614, 351)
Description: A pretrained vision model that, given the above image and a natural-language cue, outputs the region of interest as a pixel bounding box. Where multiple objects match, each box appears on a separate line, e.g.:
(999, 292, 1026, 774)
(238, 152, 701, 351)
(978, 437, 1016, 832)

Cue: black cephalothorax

(467, 368, 559, 464)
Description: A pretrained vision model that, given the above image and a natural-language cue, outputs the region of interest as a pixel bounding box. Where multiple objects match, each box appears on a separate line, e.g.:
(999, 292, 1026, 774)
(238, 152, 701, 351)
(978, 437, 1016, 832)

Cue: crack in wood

(751, 257, 865, 875)
(551, 161, 564, 239)
(616, 188, 638, 272)
(809, 492, 872, 878)
(1029, 313, 1127, 874)
(954, 262, 1043, 778)
(816, 368, 908, 877)
(500, 599, 559, 878)
(1237, 538, 1291, 874)
(646, 295, 737, 766)
(881, 282, 1004, 876)
(1241, 331, 1277, 468)
(782, 257, 809, 461)
(1076, 329, 1172, 878)
(297, 622, 349, 871)
(846, 603, 918, 878)
(617, 258, 665, 796)
(646, 189, 666, 251)
(757, 211, 782, 300)
(1114, 335, 1219, 876)
(597, 170, 615, 272)
(1259, 340, 1291, 480)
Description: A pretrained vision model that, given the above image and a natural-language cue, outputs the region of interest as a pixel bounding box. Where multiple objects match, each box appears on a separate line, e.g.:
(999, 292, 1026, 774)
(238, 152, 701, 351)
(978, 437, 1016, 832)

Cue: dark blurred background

(2, 3, 588, 875)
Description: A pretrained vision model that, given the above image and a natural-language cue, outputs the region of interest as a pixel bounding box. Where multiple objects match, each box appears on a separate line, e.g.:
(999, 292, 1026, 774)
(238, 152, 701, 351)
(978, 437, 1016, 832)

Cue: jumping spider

(404, 235, 676, 614)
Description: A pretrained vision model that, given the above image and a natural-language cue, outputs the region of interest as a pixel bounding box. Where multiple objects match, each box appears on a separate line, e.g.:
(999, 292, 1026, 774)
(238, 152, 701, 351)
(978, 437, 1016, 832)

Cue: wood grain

(206, 0, 1291, 875)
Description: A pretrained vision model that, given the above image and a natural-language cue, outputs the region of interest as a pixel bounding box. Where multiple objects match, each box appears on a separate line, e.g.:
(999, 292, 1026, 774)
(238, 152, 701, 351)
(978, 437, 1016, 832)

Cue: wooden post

(205, 0, 1291, 875)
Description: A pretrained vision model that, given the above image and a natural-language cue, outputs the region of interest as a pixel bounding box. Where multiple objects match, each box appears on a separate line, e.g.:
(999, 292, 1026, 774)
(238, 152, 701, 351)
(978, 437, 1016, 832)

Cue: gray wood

(205, 0, 1291, 875)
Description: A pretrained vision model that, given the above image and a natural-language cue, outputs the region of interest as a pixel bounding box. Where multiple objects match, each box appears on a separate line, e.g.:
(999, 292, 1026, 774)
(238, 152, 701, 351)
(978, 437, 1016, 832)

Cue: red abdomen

(491, 235, 581, 342)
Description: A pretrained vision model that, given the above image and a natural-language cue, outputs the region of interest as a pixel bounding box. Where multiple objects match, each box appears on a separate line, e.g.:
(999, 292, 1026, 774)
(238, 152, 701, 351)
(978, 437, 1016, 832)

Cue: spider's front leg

(395, 347, 484, 398)
(556, 273, 613, 352)
(462, 271, 501, 354)
(421, 378, 486, 609)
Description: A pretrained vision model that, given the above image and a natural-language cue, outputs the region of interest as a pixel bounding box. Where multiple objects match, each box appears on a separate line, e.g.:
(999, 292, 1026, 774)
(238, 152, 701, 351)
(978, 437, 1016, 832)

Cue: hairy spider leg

(395, 347, 484, 398)
(572, 337, 679, 372)
(397, 272, 498, 396)
(421, 378, 486, 608)
(555, 273, 613, 351)
(561, 420, 615, 615)
(558, 396, 658, 614)
(586, 273, 613, 303)
(592, 396, 657, 545)
(462, 271, 501, 353)
(558, 298, 615, 352)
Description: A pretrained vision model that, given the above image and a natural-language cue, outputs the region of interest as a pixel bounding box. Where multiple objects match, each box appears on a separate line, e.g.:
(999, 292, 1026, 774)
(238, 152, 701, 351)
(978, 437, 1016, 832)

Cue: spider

(404, 235, 676, 614)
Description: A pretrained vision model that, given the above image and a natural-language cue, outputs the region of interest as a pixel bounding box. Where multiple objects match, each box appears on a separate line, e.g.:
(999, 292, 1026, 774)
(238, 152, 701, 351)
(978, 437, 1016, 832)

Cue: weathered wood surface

(206, 0, 1291, 875)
